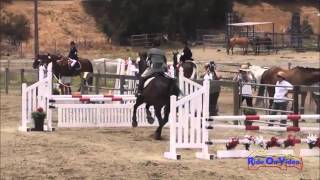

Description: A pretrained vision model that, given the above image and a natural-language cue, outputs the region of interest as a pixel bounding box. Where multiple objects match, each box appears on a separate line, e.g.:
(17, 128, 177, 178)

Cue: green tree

(83, 0, 232, 44)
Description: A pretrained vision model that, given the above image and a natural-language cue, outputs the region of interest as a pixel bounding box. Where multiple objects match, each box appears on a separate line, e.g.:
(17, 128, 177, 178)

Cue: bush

(301, 16, 313, 35)
(0, 10, 31, 45)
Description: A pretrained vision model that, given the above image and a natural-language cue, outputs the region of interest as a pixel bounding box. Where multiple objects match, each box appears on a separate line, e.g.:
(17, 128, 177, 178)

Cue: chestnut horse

(132, 51, 180, 140)
(33, 53, 94, 93)
(227, 37, 250, 55)
(256, 66, 320, 114)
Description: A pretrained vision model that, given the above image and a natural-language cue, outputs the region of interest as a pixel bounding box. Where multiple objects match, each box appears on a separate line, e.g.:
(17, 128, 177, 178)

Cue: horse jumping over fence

(33, 53, 94, 94)
(173, 51, 197, 79)
(132, 51, 180, 140)
(256, 66, 320, 114)
(227, 37, 250, 55)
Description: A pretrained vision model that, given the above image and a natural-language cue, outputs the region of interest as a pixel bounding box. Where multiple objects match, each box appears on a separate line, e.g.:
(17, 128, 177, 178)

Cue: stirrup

(136, 92, 142, 97)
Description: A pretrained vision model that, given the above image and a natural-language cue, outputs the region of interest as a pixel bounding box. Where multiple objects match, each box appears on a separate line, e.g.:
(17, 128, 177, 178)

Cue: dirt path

(1, 91, 320, 180)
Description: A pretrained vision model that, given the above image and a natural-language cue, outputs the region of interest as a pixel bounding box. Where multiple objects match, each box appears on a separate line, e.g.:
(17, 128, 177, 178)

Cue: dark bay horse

(132, 52, 180, 140)
(256, 66, 320, 113)
(33, 53, 94, 93)
(251, 36, 272, 55)
(172, 51, 197, 79)
(227, 37, 250, 55)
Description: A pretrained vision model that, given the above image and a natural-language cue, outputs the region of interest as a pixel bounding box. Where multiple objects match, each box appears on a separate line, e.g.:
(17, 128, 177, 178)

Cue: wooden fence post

(20, 69, 25, 94)
(103, 59, 107, 86)
(293, 86, 300, 127)
(80, 78, 85, 94)
(95, 71, 100, 94)
(5, 68, 9, 94)
(120, 76, 125, 95)
(233, 81, 240, 124)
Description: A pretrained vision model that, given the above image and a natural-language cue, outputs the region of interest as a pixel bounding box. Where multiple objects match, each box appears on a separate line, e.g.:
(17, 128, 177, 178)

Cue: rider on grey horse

(136, 48, 167, 97)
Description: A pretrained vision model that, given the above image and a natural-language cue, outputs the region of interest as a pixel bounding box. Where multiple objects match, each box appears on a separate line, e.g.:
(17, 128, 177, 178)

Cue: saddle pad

(185, 60, 197, 68)
(144, 77, 155, 88)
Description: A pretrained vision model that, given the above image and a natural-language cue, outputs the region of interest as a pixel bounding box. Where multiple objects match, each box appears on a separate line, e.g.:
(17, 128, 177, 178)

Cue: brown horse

(227, 37, 250, 55)
(256, 66, 320, 114)
(33, 53, 94, 93)
(172, 51, 197, 79)
(132, 51, 180, 140)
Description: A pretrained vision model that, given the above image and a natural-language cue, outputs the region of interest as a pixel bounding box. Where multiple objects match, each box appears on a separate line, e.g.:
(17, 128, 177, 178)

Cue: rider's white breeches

(70, 59, 77, 67)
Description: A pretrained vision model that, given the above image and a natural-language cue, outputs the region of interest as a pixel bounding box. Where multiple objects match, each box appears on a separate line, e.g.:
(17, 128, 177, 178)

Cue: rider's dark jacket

(180, 46, 192, 62)
(68, 47, 78, 60)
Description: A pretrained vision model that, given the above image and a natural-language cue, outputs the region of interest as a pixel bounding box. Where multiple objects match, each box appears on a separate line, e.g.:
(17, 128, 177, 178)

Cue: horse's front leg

(145, 104, 155, 124)
(132, 96, 144, 127)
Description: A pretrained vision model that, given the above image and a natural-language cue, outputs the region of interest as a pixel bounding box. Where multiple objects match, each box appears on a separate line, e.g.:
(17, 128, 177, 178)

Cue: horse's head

(33, 53, 64, 69)
(138, 51, 148, 76)
(205, 61, 216, 73)
(33, 53, 52, 69)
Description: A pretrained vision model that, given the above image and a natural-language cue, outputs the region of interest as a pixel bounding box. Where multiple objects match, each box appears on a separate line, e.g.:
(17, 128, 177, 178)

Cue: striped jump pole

(207, 114, 320, 127)
(196, 114, 320, 160)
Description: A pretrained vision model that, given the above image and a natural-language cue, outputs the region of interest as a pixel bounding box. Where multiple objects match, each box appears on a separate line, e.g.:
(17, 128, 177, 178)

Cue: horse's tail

(169, 78, 181, 97)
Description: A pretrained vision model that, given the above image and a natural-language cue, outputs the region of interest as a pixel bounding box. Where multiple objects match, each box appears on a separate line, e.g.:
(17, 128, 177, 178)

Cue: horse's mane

(294, 66, 320, 72)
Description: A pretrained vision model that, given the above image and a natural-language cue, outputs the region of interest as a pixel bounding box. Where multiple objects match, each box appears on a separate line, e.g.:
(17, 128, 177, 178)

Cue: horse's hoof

(154, 133, 162, 140)
(132, 121, 138, 128)
(147, 117, 155, 124)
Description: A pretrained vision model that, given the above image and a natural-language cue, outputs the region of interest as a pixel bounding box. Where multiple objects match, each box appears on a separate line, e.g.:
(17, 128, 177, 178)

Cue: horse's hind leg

(154, 106, 167, 140)
(132, 96, 144, 127)
(145, 104, 155, 124)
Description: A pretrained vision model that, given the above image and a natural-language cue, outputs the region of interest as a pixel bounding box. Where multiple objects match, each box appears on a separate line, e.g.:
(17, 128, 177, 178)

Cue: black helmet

(70, 41, 75, 45)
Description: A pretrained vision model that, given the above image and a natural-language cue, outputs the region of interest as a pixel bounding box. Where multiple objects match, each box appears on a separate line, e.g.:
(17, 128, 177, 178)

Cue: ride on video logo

(247, 151, 303, 170)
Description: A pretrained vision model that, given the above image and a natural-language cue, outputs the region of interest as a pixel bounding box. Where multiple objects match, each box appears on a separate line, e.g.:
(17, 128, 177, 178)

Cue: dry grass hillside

(3, 0, 109, 56)
(234, 1, 319, 33)
(1, 0, 319, 58)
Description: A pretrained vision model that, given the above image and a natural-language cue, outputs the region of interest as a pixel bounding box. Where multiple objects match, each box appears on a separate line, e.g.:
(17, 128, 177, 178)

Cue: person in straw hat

(269, 71, 293, 126)
(233, 64, 254, 107)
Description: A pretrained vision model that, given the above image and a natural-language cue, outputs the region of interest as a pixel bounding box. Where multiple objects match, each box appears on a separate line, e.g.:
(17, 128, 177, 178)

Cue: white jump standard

(164, 73, 320, 160)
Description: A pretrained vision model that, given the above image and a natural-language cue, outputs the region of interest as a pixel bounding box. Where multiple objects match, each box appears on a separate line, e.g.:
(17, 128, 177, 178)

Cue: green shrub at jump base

(31, 107, 46, 131)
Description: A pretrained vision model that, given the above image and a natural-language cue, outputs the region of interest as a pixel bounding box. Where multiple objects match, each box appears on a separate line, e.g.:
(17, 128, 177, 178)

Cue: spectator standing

(269, 71, 293, 126)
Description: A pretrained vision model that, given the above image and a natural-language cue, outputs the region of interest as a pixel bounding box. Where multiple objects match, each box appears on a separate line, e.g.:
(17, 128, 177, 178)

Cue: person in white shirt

(233, 64, 254, 107)
(269, 71, 293, 126)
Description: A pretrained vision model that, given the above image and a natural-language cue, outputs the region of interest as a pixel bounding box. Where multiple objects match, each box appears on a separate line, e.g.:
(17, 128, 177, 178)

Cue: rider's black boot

(136, 78, 146, 97)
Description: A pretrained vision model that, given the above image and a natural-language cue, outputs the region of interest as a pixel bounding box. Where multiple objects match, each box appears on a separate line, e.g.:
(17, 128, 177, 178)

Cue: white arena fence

(19, 63, 183, 131)
(19, 63, 166, 131)
(93, 58, 139, 95)
(164, 77, 320, 160)
(93, 57, 175, 95)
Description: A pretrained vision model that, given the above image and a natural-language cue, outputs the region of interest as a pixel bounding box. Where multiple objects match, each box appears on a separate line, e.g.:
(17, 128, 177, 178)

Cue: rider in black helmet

(179, 41, 193, 63)
(136, 48, 167, 97)
(68, 41, 79, 73)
